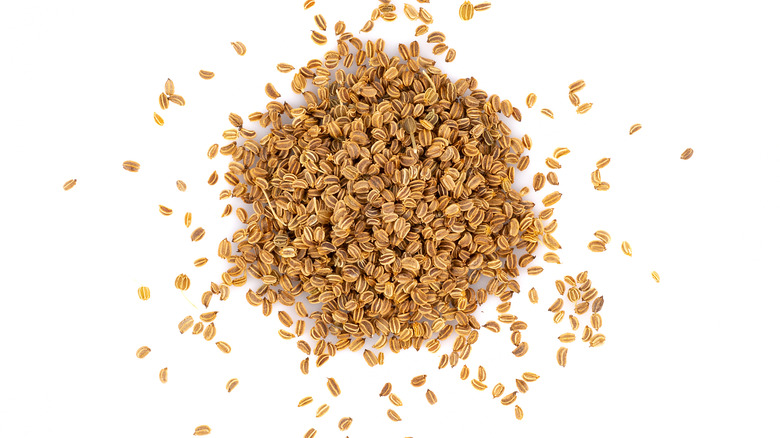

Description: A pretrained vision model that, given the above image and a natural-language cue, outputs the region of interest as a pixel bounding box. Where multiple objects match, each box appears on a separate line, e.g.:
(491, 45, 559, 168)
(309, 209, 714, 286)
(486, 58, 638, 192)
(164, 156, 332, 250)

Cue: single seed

(389, 393, 403, 406)
(445, 48, 456, 62)
(588, 240, 607, 252)
(411, 374, 427, 387)
(387, 409, 402, 422)
(501, 391, 517, 405)
(542, 191, 562, 207)
(474, 2, 491, 11)
(207, 171, 218, 185)
(477, 366, 487, 381)
(313, 14, 327, 31)
(569, 92, 580, 107)
(541, 108, 554, 118)
(515, 379, 529, 393)
(303, 0, 315, 9)
(553, 310, 565, 324)
(303, 428, 316, 438)
(471, 379, 487, 391)
(582, 325, 593, 342)
(193, 425, 211, 436)
(63, 179, 77, 191)
(122, 160, 140, 172)
(379, 382, 392, 397)
(300, 358, 310, 375)
(526, 93, 536, 108)
(334, 21, 345, 35)
(207, 143, 218, 159)
(159, 92, 169, 110)
(175, 274, 190, 291)
(311, 30, 327, 45)
(427, 31, 446, 44)
(424, 388, 437, 405)
(315, 403, 329, 418)
(191, 227, 206, 242)
(515, 405, 524, 420)
(681, 148, 694, 160)
(594, 230, 611, 243)
(265, 83, 281, 99)
(216, 341, 231, 353)
(199, 70, 215, 80)
(591, 313, 603, 330)
(184, 212, 192, 228)
(522, 372, 539, 382)
(596, 158, 611, 169)
(528, 288, 538, 304)
(569, 315, 580, 330)
(491, 383, 505, 398)
(298, 396, 313, 407)
(326, 377, 341, 397)
(194, 257, 208, 267)
(200, 311, 218, 323)
(154, 112, 164, 126)
(652, 271, 661, 282)
(621, 241, 633, 256)
(415, 24, 429, 36)
(556, 347, 568, 367)
(558, 333, 576, 343)
(553, 147, 570, 158)
(192, 322, 203, 335)
(136, 346, 151, 358)
(629, 123, 642, 135)
(419, 7, 433, 24)
(363, 349, 378, 367)
(543, 252, 561, 264)
(231, 41, 246, 56)
(512, 342, 529, 357)
(590, 333, 606, 347)
(226, 378, 239, 392)
(361, 20, 374, 32)
(159, 367, 167, 383)
(337, 417, 352, 431)
(438, 353, 449, 369)
(138, 286, 151, 301)
(460, 365, 470, 380)
(569, 79, 585, 92)
(277, 63, 295, 73)
(576, 103, 593, 114)
(175, 180, 187, 191)
(459, 1, 474, 20)
(404, 3, 419, 20)
(545, 157, 561, 169)
(168, 94, 185, 106)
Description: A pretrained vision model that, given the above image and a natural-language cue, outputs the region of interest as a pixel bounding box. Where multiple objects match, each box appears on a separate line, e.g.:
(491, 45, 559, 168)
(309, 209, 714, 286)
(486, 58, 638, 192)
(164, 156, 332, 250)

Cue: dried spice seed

(168, 94, 185, 106)
(460, 365, 470, 380)
(474, 2, 491, 11)
(389, 393, 403, 406)
(471, 379, 487, 391)
(577, 103, 593, 114)
(569, 80, 585, 92)
(528, 288, 539, 304)
(526, 93, 537, 108)
(379, 382, 392, 397)
(515, 379, 528, 393)
(387, 409, 402, 422)
(63, 179, 77, 191)
(591, 313, 603, 330)
(415, 24, 429, 36)
(515, 405, 524, 420)
(556, 347, 568, 367)
(629, 123, 642, 135)
(411, 375, 427, 387)
(175, 180, 187, 192)
(300, 358, 310, 375)
(159, 367, 168, 383)
(337, 417, 352, 431)
(558, 333, 576, 343)
(588, 240, 607, 252)
(477, 365, 487, 381)
(194, 425, 211, 436)
(277, 63, 295, 73)
(594, 230, 611, 243)
(159, 92, 169, 110)
(512, 342, 529, 357)
(361, 20, 374, 32)
(313, 14, 327, 31)
(136, 346, 151, 358)
(138, 286, 151, 301)
(445, 48, 456, 62)
(310, 31, 327, 45)
(175, 274, 190, 291)
(425, 389, 438, 405)
(191, 227, 205, 242)
(192, 322, 204, 335)
(298, 396, 313, 407)
(184, 212, 192, 228)
(164, 78, 175, 95)
(303, 0, 314, 9)
(596, 158, 611, 169)
(541, 108, 554, 118)
(491, 383, 505, 398)
(122, 160, 140, 172)
(459, 1, 475, 20)
(404, 3, 419, 20)
(569, 315, 580, 330)
(315, 404, 329, 418)
(153, 112, 164, 126)
(231, 41, 246, 56)
(207, 171, 218, 185)
(522, 372, 539, 382)
(303, 428, 316, 438)
(216, 341, 231, 353)
(590, 333, 606, 347)
(326, 377, 341, 397)
(419, 7, 433, 23)
(363, 349, 378, 367)
(681, 148, 694, 160)
(621, 241, 633, 256)
(543, 191, 562, 206)
(200, 311, 218, 323)
(569, 92, 580, 107)
(194, 257, 208, 267)
(652, 271, 661, 282)
(199, 70, 215, 80)
(265, 83, 281, 99)
(226, 378, 239, 392)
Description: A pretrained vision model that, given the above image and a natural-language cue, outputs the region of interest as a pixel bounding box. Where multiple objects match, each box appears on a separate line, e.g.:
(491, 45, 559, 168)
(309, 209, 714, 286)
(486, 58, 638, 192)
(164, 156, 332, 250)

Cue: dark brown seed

(265, 83, 281, 99)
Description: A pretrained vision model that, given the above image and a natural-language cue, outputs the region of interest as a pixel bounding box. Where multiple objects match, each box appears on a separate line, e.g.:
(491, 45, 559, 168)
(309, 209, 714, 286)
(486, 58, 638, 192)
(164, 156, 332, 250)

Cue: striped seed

(515, 379, 528, 393)
(199, 70, 215, 80)
(231, 41, 246, 56)
(277, 63, 295, 73)
(437, 354, 449, 369)
(122, 160, 140, 172)
(338, 417, 352, 431)
(184, 212, 192, 228)
(298, 396, 313, 407)
(138, 286, 150, 301)
(543, 252, 561, 264)
(445, 48, 456, 62)
(477, 365, 486, 381)
(221, 204, 232, 217)
(313, 14, 327, 31)
(471, 379, 487, 391)
(569, 80, 585, 92)
(226, 378, 239, 392)
(303, 0, 315, 9)
(596, 158, 611, 168)
(590, 333, 606, 347)
(415, 24, 429, 36)
(483, 321, 500, 333)
(541, 108, 554, 118)
(501, 391, 517, 405)
(389, 393, 403, 406)
(194, 425, 211, 436)
(207, 171, 218, 185)
(556, 347, 568, 367)
(542, 191, 562, 206)
(159, 367, 168, 383)
(553, 147, 570, 158)
(176, 180, 187, 191)
(576, 103, 593, 114)
(512, 342, 529, 357)
(595, 182, 610, 191)
(419, 7, 433, 24)
(588, 240, 607, 252)
(528, 288, 538, 304)
(474, 2, 491, 11)
(361, 20, 374, 32)
(459, 1, 474, 20)
(594, 230, 611, 243)
(216, 341, 231, 353)
(558, 333, 576, 343)
(460, 365, 470, 380)
(522, 372, 539, 382)
(379, 382, 392, 397)
(387, 409, 402, 422)
(569, 315, 580, 330)
(545, 157, 561, 169)
(168, 94, 185, 106)
(427, 31, 446, 43)
(526, 93, 536, 108)
(629, 123, 642, 135)
(191, 227, 205, 242)
(326, 377, 341, 397)
(582, 326, 593, 342)
(265, 83, 280, 99)
(279, 330, 295, 340)
(621, 241, 632, 256)
(363, 349, 378, 367)
(533, 172, 545, 191)
(515, 405, 524, 420)
(591, 313, 603, 330)
(203, 322, 216, 341)
(174, 274, 190, 291)
(200, 311, 218, 323)
(136, 346, 151, 358)
(549, 298, 564, 312)
(411, 375, 427, 387)
(192, 322, 203, 335)
(310, 31, 327, 45)
(164, 78, 174, 95)
(569, 92, 580, 106)
(154, 112, 164, 126)
(303, 428, 316, 438)
(315, 403, 329, 418)
(404, 3, 419, 20)
(491, 383, 505, 398)
(432, 43, 448, 55)
(300, 357, 309, 374)
(681, 148, 694, 160)
(425, 389, 437, 405)
(194, 257, 208, 267)
(159, 92, 169, 110)
(207, 143, 218, 159)
(527, 266, 544, 275)
(553, 311, 565, 323)
(652, 271, 660, 282)
(278, 310, 293, 327)
(63, 179, 77, 191)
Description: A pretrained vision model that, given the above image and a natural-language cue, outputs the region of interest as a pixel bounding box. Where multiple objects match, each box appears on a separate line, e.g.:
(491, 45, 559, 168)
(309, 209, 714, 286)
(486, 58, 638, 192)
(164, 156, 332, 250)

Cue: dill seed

(491, 383, 505, 398)
(310, 30, 327, 45)
(226, 378, 239, 392)
(553, 147, 570, 158)
(515, 379, 528, 393)
(558, 333, 576, 343)
(512, 342, 529, 357)
(190, 227, 205, 242)
(194, 257, 208, 267)
(527, 266, 544, 275)
(380, 382, 392, 397)
(265, 83, 280, 99)
(207, 171, 218, 185)
(122, 160, 140, 172)
(138, 286, 151, 301)
(276, 63, 295, 73)
(206, 143, 217, 159)
(427, 31, 446, 43)
(298, 396, 313, 407)
(338, 417, 352, 431)
(543, 191, 562, 207)
(569, 315, 580, 330)
(168, 94, 185, 106)
(582, 326, 593, 342)
(474, 2, 491, 11)
(522, 372, 539, 382)
(591, 313, 603, 331)
(363, 349, 378, 367)
(471, 379, 487, 391)
(621, 241, 632, 256)
(459, 1, 475, 20)
(303, 0, 315, 9)
(230, 41, 246, 56)
(569, 92, 580, 106)
(194, 425, 211, 436)
(596, 158, 611, 169)
(445, 48, 456, 62)
(334, 21, 345, 35)
(526, 93, 537, 108)
(541, 108, 554, 118)
(153, 112, 164, 126)
(652, 271, 661, 282)
(203, 323, 216, 341)
(159, 367, 168, 383)
(438, 354, 449, 369)
(425, 389, 438, 405)
(556, 347, 568, 367)
(543, 252, 561, 264)
(594, 230, 611, 243)
(590, 333, 606, 347)
(460, 365, 470, 380)
(501, 391, 517, 405)
(411, 375, 427, 387)
(192, 322, 203, 335)
(198, 70, 215, 80)
(478, 366, 487, 381)
(553, 311, 565, 324)
(404, 3, 419, 20)
(315, 404, 329, 418)
(515, 405, 524, 420)
(159, 93, 169, 110)
(175, 180, 187, 191)
(387, 409, 402, 422)
(415, 24, 429, 36)
(164, 78, 175, 95)
(184, 212, 191, 228)
(62, 179, 77, 191)
(303, 428, 316, 438)
(326, 377, 341, 397)
(300, 358, 309, 375)
(419, 7, 433, 23)
(136, 346, 151, 358)
(681, 148, 694, 160)
(200, 311, 218, 323)
(361, 20, 374, 32)
(588, 240, 607, 252)
(313, 14, 327, 31)
(576, 103, 593, 114)
(174, 274, 190, 291)
(483, 321, 500, 333)
(216, 341, 231, 354)
(389, 393, 403, 406)
(528, 288, 539, 304)
(629, 123, 642, 135)
(569, 79, 585, 92)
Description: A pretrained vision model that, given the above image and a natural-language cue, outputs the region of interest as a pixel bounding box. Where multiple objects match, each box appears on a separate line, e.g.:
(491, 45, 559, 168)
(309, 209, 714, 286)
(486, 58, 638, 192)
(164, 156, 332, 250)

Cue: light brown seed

(168, 94, 185, 106)
(174, 274, 190, 291)
(136, 346, 151, 358)
(276, 63, 295, 73)
(528, 287, 538, 304)
(526, 93, 537, 108)
(313, 14, 327, 31)
(425, 389, 438, 405)
(445, 48, 456, 62)
(541, 108, 554, 118)
(515, 405, 524, 420)
(596, 158, 611, 169)
(387, 409, 402, 422)
(226, 378, 239, 392)
(175, 180, 187, 192)
(363, 349, 378, 367)
(303, 428, 316, 438)
(404, 3, 419, 20)
(337, 417, 352, 431)
(122, 160, 140, 172)
(415, 24, 429, 36)
(629, 123, 642, 135)
(193, 425, 211, 436)
(542, 191, 562, 207)
(138, 286, 151, 301)
(553, 310, 565, 324)
(501, 391, 517, 405)
(582, 325, 593, 342)
(192, 322, 203, 335)
(549, 298, 564, 312)
(311, 30, 327, 45)
(533, 172, 546, 191)
(300, 359, 309, 376)
(207, 143, 218, 159)
(652, 271, 660, 282)
(191, 227, 205, 242)
(522, 372, 539, 382)
(389, 393, 403, 406)
(515, 379, 528, 393)
(437, 353, 449, 369)
(62, 179, 77, 191)
(303, 0, 315, 9)
(471, 379, 487, 391)
(545, 157, 561, 169)
(411, 374, 427, 387)
(379, 382, 392, 397)
(265, 83, 281, 99)
(681, 148, 694, 160)
(298, 396, 313, 407)
(361, 20, 374, 32)
(594, 230, 611, 243)
(543, 252, 561, 264)
(591, 313, 603, 331)
(590, 333, 606, 347)
(527, 266, 544, 275)
(231, 41, 246, 56)
(315, 403, 329, 418)
(588, 240, 607, 252)
(419, 6, 433, 24)
(159, 367, 168, 383)
(569, 315, 580, 330)
(621, 241, 632, 256)
(512, 342, 529, 357)
(207, 171, 218, 185)
(558, 333, 576, 343)
(184, 212, 192, 228)
(326, 377, 341, 397)
(595, 182, 611, 191)
(460, 365, 470, 380)
(553, 147, 570, 159)
(199, 70, 215, 80)
(194, 257, 208, 267)
(569, 92, 580, 107)
(491, 383, 505, 398)
(216, 341, 231, 353)
(459, 1, 474, 20)
(200, 311, 218, 323)
(569, 79, 585, 92)
(556, 347, 568, 367)
(154, 112, 164, 126)
(427, 31, 446, 44)
(474, 2, 491, 11)
(159, 92, 169, 110)
(576, 103, 593, 114)
(477, 365, 487, 381)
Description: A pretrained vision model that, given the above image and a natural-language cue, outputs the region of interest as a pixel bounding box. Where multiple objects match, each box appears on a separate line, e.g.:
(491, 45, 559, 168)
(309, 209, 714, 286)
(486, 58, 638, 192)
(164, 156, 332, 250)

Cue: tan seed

(515, 379, 529, 393)
(164, 78, 175, 95)
(389, 393, 403, 406)
(419, 7, 433, 24)
(541, 108, 554, 118)
(194, 425, 211, 436)
(569, 315, 580, 330)
(569, 92, 580, 107)
(379, 382, 392, 397)
(528, 287, 538, 304)
(404, 3, 419, 20)
(361, 20, 374, 33)
(527, 266, 544, 275)
(591, 313, 603, 330)
(596, 157, 611, 169)
(512, 342, 529, 357)
(501, 391, 517, 405)
(168, 94, 185, 106)
(154, 112, 164, 126)
(471, 379, 487, 391)
(423, 388, 437, 405)
(191, 227, 205, 242)
(136, 346, 151, 358)
(387, 409, 402, 422)
(207, 143, 218, 159)
(300, 357, 310, 374)
(553, 310, 565, 324)
(298, 396, 313, 407)
(159, 367, 168, 383)
(207, 171, 218, 185)
(216, 341, 231, 353)
(231, 41, 246, 56)
(159, 92, 169, 110)
(174, 274, 190, 291)
(595, 182, 611, 191)
(621, 241, 633, 256)
(556, 347, 568, 367)
(460, 365, 470, 380)
(277, 63, 295, 73)
(569, 79, 585, 92)
(192, 322, 203, 335)
(311, 30, 327, 45)
(337, 417, 353, 431)
(303, 0, 315, 9)
(652, 271, 660, 282)
(226, 378, 239, 392)
(474, 2, 491, 11)
(590, 333, 606, 347)
(315, 403, 329, 418)
(200, 311, 218, 323)
(477, 365, 487, 381)
(543, 252, 561, 264)
(526, 93, 537, 108)
(363, 349, 378, 367)
(326, 377, 341, 397)
(62, 179, 77, 191)
(576, 103, 593, 114)
(303, 428, 316, 438)
(533, 172, 546, 191)
(427, 31, 446, 44)
(629, 123, 642, 135)
(445, 48, 456, 62)
(411, 374, 427, 387)
(184, 212, 192, 228)
(265, 83, 281, 99)
(122, 160, 140, 172)
(515, 405, 524, 420)
(313, 14, 327, 31)
(522, 372, 539, 382)
(558, 333, 576, 343)
(194, 257, 208, 267)
(138, 286, 151, 301)
(199, 70, 215, 80)
(594, 230, 611, 243)
(178, 316, 194, 334)
(553, 147, 571, 158)
(681, 148, 694, 160)
(545, 157, 561, 169)
(459, 1, 474, 20)
(542, 191, 562, 207)
(588, 240, 607, 252)
(491, 383, 505, 398)
(415, 24, 429, 36)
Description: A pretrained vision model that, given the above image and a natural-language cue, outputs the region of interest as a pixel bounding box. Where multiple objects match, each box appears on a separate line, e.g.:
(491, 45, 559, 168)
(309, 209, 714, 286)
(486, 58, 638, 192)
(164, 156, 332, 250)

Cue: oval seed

(387, 409, 402, 422)
(159, 92, 169, 110)
(298, 396, 313, 407)
(558, 333, 576, 343)
(526, 93, 536, 108)
(199, 70, 215, 80)
(311, 30, 327, 45)
(337, 417, 352, 431)
(425, 389, 438, 405)
(556, 347, 568, 367)
(168, 94, 185, 106)
(596, 158, 611, 169)
(122, 160, 140, 172)
(153, 112, 164, 126)
(178, 316, 194, 334)
(194, 425, 211, 436)
(594, 230, 611, 243)
(411, 374, 427, 387)
(491, 383, 505, 398)
(652, 271, 661, 282)
(194, 257, 208, 267)
(277, 63, 294, 73)
(569, 79, 585, 92)
(184, 212, 192, 228)
(389, 393, 403, 406)
(361, 20, 374, 32)
(303, 0, 315, 9)
(577, 103, 593, 114)
(681, 148, 694, 160)
(501, 391, 517, 405)
(621, 241, 633, 256)
(303, 428, 316, 438)
(313, 14, 327, 31)
(522, 372, 539, 382)
(191, 227, 205, 242)
(474, 2, 491, 11)
(515, 405, 524, 420)
(588, 240, 607, 252)
(379, 382, 392, 397)
(136, 346, 151, 358)
(265, 83, 281, 99)
(459, 1, 474, 20)
(226, 378, 239, 392)
(590, 333, 606, 347)
(300, 357, 309, 375)
(528, 287, 538, 304)
(62, 179, 77, 191)
(629, 123, 642, 135)
(175, 274, 190, 291)
(138, 286, 150, 301)
(216, 341, 231, 353)
(315, 403, 329, 418)
(471, 379, 487, 391)
(515, 379, 528, 393)
(326, 377, 341, 397)
(542, 191, 562, 207)
(159, 367, 168, 383)
(541, 108, 554, 118)
(231, 41, 246, 56)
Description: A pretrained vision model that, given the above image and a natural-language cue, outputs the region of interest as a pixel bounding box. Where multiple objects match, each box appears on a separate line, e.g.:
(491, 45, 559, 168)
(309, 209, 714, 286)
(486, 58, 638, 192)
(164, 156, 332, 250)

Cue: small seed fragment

(122, 160, 140, 172)
(681, 148, 694, 160)
(231, 41, 246, 56)
(136, 346, 151, 358)
(194, 425, 211, 436)
(629, 123, 642, 135)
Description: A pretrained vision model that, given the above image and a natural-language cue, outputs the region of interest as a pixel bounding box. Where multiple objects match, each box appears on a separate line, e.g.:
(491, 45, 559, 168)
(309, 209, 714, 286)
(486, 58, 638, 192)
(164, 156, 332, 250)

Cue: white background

(1, 0, 780, 437)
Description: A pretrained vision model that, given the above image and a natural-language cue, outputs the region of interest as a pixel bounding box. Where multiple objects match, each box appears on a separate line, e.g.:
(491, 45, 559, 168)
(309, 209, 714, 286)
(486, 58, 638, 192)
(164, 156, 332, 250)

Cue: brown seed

(545, 157, 561, 169)
(541, 108, 554, 118)
(379, 382, 392, 397)
(425, 389, 438, 405)
(363, 349, 378, 367)
(594, 230, 611, 243)
(303, 428, 316, 438)
(198, 70, 215, 80)
(216, 341, 231, 353)
(576, 103, 593, 114)
(501, 391, 517, 405)
(265, 83, 281, 99)
(415, 24, 429, 36)
(652, 271, 661, 282)
(588, 240, 607, 252)
(522, 372, 539, 382)
(300, 357, 310, 375)
(174, 180, 187, 192)
(629, 123, 642, 135)
(477, 365, 487, 381)
(206, 143, 218, 159)
(200, 311, 218, 323)
(483, 321, 500, 333)
(515, 379, 528, 393)
(419, 6, 433, 23)
(159, 367, 168, 383)
(445, 48, 456, 62)
(590, 333, 606, 347)
(569, 92, 580, 107)
(203, 323, 216, 340)
(168, 94, 185, 106)
(533, 172, 546, 191)
(193, 425, 211, 436)
(337, 417, 352, 431)
(193, 257, 208, 267)
(549, 298, 564, 312)
(556, 347, 568, 367)
(303, 0, 315, 9)
(315, 403, 329, 418)
(174, 274, 190, 291)
(153, 112, 164, 126)
(553, 310, 565, 324)
(404, 3, 419, 20)
(526, 93, 537, 108)
(543, 252, 561, 264)
(474, 2, 491, 11)
(491, 383, 505, 398)
(184, 212, 192, 228)
(512, 342, 529, 357)
(159, 92, 169, 110)
(569, 79, 585, 92)
(62, 179, 77, 191)
(231, 41, 246, 56)
(681, 148, 694, 160)
(136, 346, 151, 358)
(459, 1, 474, 20)
(276, 63, 295, 73)
(311, 30, 327, 45)
(558, 333, 576, 343)
(471, 379, 487, 391)
(207, 171, 218, 185)
(361, 20, 374, 32)
(527, 266, 544, 275)
(595, 182, 611, 191)
(326, 377, 341, 397)
(460, 365, 470, 380)
(514, 405, 524, 420)
(192, 322, 203, 335)
(122, 160, 140, 172)
(387, 409, 402, 422)
(569, 315, 580, 330)
(542, 191, 562, 207)
(582, 325, 593, 342)
(437, 353, 449, 369)
(528, 288, 538, 304)
(553, 147, 571, 158)
(427, 31, 446, 44)
(411, 374, 427, 387)
(138, 286, 151, 301)
(313, 14, 327, 31)
(298, 396, 313, 407)
(621, 241, 633, 256)
(389, 393, 403, 406)
(226, 378, 239, 392)
(591, 313, 603, 330)
(596, 158, 611, 169)
(191, 227, 205, 242)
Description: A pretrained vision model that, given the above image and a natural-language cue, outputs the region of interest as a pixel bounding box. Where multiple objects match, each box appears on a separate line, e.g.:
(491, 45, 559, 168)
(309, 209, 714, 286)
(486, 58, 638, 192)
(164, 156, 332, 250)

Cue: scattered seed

(138, 286, 151, 301)
(387, 409, 402, 422)
(136, 346, 151, 358)
(558, 333, 576, 343)
(474, 2, 491, 11)
(652, 271, 660, 282)
(491, 383, 505, 398)
(168, 94, 185, 106)
(191, 227, 205, 242)
(515, 405, 524, 420)
(380, 382, 392, 397)
(313, 14, 327, 31)
(594, 230, 611, 243)
(542, 191, 562, 207)
(541, 108, 554, 118)
(415, 24, 429, 36)
(411, 375, 427, 387)
(153, 112, 164, 126)
(207, 171, 218, 185)
(590, 333, 606, 347)
(515, 379, 529, 393)
(315, 403, 329, 418)
(265, 83, 281, 99)
(588, 240, 607, 252)
(569, 315, 579, 330)
(681, 148, 694, 160)
(303, 0, 315, 9)
(184, 212, 192, 228)
(404, 3, 419, 20)
(596, 158, 611, 169)
(194, 425, 211, 436)
(337, 417, 352, 431)
(528, 288, 538, 304)
(174, 274, 190, 291)
(459, 1, 475, 20)
(63, 179, 77, 191)
(526, 93, 536, 108)
(419, 7, 433, 23)
(629, 123, 642, 135)
(326, 377, 341, 397)
(298, 396, 313, 407)
(477, 366, 487, 381)
(363, 349, 379, 367)
(556, 347, 568, 367)
(569, 80, 585, 92)
(389, 393, 403, 406)
(501, 391, 517, 405)
(445, 48, 456, 62)
(226, 378, 239, 392)
(158, 367, 168, 383)
(361, 20, 374, 32)
(231, 41, 246, 56)
(159, 92, 169, 110)
(216, 341, 231, 353)
(122, 160, 140, 172)
(576, 103, 593, 114)
(621, 241, 632, 256)
(471, 379, 487, 391)
(310, 30, 327, 45)
(303, 428, 316, 438)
